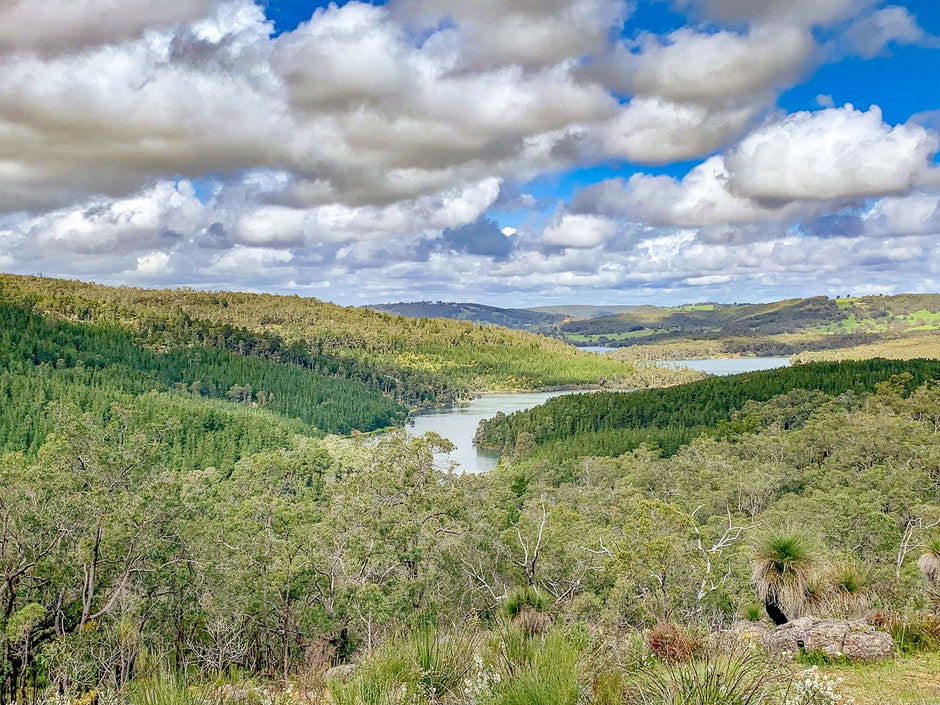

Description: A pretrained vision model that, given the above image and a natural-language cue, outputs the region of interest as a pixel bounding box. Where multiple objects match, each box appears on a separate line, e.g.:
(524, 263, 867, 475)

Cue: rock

(764, 617, 894, 662)
(325, 663, 357, 682)
(723, 620, 771, 650)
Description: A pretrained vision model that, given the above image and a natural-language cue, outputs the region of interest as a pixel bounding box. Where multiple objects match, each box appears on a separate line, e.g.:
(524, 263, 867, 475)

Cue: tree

(750, 527, 821, 625)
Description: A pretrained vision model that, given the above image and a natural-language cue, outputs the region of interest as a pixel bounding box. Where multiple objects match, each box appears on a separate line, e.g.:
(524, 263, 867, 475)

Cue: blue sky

(0, 0, 938, 306)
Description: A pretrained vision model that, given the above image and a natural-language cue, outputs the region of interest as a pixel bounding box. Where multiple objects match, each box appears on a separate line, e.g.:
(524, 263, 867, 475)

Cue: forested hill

(0, 274, 637, 408)
(365, 301, 564, 331)
(475, 358, 940, 459)
(558, 294, 940, 352)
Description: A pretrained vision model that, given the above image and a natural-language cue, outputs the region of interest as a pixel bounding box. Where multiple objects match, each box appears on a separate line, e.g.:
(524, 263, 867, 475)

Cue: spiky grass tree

(750, 528, 821, 626)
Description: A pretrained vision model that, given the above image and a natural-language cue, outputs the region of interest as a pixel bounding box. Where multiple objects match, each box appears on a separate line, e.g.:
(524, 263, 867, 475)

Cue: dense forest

(0, 275, 639, 408)
(365, 302, 563, 332)
(474, 359, 940, 458)
(1, 276, 939, 704)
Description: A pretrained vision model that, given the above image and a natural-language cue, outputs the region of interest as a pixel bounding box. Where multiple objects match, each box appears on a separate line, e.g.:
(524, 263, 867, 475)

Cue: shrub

(888, 613, 940, 654)
(783, 666, 854, 705)
(645, 623, 700, 664)
(327, 625, 481, 704)
(489, 630, 584, 705)
(504, 586, 549, 617)
(751, 528, 822, 624)
(504, 586, 552, 637)
(627, 647, 783, 705)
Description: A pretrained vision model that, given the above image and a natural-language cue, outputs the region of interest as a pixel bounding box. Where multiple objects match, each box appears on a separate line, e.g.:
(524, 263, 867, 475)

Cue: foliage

(751, 528, 822, 622)
(629, 648, 784, 705)
(475, 359, 940, 457)
(0, 274, 639, 407)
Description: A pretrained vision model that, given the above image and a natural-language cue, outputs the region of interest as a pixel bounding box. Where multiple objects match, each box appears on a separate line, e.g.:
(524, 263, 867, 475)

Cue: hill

(475, 358, 940, 459)
(0, 274, 639, 408)
(365, 300, 563, 331)
(558, 294, 940, 356)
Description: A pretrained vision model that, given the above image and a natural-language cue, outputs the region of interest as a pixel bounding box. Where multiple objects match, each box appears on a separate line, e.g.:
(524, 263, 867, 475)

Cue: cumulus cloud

(392, 0, 629, 69)
(599, 97, 760, 164)
(844, 5, 930, 57)
(0, 1, 286, 211)
(573, 157, 797, 226)
(543, 213, 619, 248)
(601, 25, 813, 104)
(672, 0, 869, 27)
(726, 105, 939, 202)
(0, 0, 216, 55)
(0, 0, 937, 305)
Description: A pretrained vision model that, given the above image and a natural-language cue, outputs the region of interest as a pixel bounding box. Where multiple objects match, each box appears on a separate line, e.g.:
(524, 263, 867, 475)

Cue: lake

(405, 356, 792, 473)
(407, 391, 574, 474)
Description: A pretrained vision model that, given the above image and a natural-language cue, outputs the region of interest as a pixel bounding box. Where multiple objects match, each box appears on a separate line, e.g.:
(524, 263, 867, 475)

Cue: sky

(0, 0, 938, 307)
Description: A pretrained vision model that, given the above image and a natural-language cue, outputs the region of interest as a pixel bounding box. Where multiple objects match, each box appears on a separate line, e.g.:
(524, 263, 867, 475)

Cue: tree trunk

(765, 596, 789, 626)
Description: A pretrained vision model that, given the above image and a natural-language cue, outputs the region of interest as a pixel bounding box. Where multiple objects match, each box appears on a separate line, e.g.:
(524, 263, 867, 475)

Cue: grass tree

(750, 527, 822, 626)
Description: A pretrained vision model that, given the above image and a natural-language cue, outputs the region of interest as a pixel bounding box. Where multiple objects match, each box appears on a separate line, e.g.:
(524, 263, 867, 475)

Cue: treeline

(0, 274, 636, 404)
(475, 358, 940, 457)
(0, 302, 406, 440)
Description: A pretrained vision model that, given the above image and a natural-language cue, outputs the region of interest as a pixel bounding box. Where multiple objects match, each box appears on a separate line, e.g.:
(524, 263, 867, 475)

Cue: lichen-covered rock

(325, 663, 357, 682)
(764, 617, 894, 662)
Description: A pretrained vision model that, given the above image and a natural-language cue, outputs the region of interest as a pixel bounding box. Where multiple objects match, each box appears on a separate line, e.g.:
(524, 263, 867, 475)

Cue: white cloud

(726, 105, 939, 202)
(205, 245, 294, 275)
(543, 213, 619, 248)
(600, 97, 759, 164)
(844, 5, 928, 57)
(674, 0, 869, 27)
(0, 0, 216, 54)
(575, 157, 800, 226)
(392, 0, 628, 69)
(862, 192, 940, 236)
(608, 25, 813, 104)
(131, 251, 174, 278)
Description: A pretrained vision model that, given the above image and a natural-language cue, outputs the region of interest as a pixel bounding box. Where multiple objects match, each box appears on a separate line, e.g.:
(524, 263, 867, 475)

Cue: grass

(791, 333, 940, 362)
(630, 649, 783, 705)
(820, 652, 940, 704)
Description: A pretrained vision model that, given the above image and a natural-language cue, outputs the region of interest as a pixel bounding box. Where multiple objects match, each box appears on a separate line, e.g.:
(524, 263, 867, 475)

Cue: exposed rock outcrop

(763, 617, 894, 662)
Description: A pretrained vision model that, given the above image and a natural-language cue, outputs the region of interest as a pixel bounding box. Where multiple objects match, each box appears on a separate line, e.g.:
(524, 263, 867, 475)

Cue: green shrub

(126, 675, 209, 705)
(628, 648, 783, 705)
(504, 586, 549, 618)
(889, 613, 940, 654)
(489, 630, 584, 705)
(327, 625, 480, 704)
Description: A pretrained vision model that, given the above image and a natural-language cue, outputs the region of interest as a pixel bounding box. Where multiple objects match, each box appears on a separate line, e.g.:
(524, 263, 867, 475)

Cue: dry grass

(792, 334, 940, 363)
(820, 652, 940, 705)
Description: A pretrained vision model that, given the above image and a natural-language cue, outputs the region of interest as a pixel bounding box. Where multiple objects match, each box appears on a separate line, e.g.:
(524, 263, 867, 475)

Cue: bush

(489, 630, 585, 705)
(645, 623, 700, 664)
(327, 625, 481, 704)
(627, 647, 783, 705)
(504, 586, 552, 637)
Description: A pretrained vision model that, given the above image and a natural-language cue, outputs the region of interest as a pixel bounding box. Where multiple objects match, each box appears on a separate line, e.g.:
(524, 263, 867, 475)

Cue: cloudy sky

(0, 0, 938, 306)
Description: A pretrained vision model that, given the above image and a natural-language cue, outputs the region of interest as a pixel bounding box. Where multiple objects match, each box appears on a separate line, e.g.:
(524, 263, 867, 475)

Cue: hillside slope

(0, 274, 638, 407)
(365, 301, 563, 331)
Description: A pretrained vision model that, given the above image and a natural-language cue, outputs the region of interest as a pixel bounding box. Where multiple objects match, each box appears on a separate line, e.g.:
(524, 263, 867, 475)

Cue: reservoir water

(660, 356, 791, 375)
(407, 391, 574, 474)
(405, 356, 791, 474)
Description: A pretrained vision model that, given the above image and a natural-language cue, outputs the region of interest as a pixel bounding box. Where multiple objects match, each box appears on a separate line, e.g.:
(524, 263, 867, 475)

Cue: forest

(1, 276, 939, 705)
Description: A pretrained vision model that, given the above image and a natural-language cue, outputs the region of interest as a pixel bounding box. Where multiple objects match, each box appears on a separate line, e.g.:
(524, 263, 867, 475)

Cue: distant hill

(558, 294, 940, 353)
(527, 304, 660, 319)
(365, 301, 564, 331)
